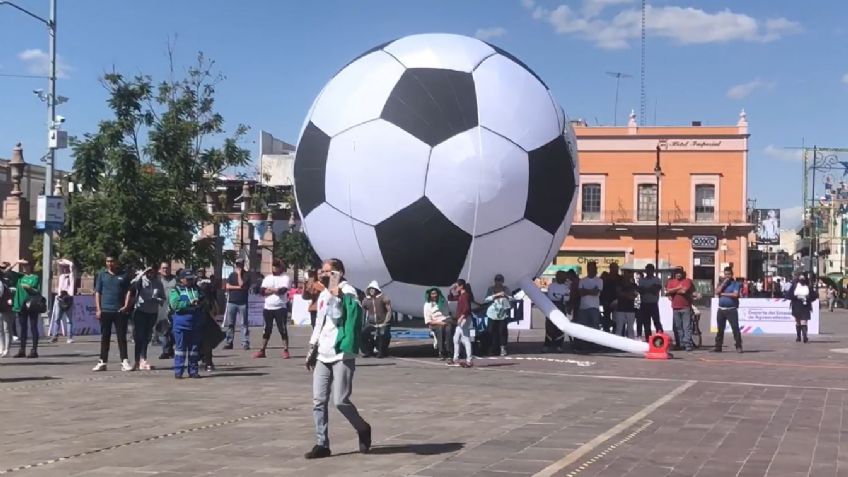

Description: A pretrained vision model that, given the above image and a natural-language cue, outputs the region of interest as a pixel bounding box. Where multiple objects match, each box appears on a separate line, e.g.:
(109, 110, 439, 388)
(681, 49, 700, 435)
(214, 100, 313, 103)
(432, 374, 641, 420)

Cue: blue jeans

(173, 313, 202, 377)
(48, 298, 74, 338)
(224, 302, 249, 346)
(312, 359, 370, 447)
(672, 309, 693, 349)
(577, 308, 601, 329)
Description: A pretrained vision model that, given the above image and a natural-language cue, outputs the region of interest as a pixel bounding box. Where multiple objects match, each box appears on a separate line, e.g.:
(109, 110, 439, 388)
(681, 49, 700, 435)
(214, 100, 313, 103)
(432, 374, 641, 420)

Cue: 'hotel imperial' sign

(578, 137, 746, 152)
(662, 140, 723, 150)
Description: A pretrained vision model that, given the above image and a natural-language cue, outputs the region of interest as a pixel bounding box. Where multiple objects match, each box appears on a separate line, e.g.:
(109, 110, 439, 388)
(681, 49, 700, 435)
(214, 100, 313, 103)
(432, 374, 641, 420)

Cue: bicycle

(690, 308, 702, 349)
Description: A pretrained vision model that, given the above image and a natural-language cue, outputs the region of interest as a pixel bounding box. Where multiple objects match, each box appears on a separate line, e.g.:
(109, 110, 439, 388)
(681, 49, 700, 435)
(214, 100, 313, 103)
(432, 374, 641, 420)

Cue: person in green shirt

(12, 260, 41, 358)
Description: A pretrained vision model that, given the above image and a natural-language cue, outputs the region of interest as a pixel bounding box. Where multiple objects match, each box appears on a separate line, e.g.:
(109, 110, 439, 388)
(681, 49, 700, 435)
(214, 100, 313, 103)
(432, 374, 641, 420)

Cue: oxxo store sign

(691, 235, 718, 250)
(556, 252, 624, 269)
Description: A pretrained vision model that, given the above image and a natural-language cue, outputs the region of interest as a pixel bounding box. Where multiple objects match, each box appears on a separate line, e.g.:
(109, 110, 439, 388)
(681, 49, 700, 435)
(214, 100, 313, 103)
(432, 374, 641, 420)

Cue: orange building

(560, 111, 753, 297)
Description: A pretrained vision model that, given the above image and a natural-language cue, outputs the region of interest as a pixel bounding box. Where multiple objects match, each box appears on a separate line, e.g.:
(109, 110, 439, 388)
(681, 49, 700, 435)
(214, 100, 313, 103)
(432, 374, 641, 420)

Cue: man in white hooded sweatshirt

(361, 281, 392, 358)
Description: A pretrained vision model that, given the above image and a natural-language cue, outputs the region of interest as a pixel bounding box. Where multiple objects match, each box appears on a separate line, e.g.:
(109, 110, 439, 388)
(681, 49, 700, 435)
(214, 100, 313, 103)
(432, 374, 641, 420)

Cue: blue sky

(1, 0, 846, 229)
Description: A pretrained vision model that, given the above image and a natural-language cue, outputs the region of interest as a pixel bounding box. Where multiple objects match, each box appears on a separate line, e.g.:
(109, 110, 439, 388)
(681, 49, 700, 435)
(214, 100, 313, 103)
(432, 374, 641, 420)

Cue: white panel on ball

(426, 127, 529, 235)
(309, 51, 406, 137)
(381, 282, 447, 317)
(301, 203, 392, 287)
(325, 120, 430, 225)
(384, 33, 496, 73)
(460, 219, 552, 301)
(550, 91, 565, 133)
(474, 54, 561, 152)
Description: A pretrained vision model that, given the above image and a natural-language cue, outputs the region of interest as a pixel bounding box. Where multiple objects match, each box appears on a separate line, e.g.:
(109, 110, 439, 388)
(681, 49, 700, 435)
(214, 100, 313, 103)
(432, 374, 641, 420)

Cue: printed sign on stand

(709, 298, 819, 335)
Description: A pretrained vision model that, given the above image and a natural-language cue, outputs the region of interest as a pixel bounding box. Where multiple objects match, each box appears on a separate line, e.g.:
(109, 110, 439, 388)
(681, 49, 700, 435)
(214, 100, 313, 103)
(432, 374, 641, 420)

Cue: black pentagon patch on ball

(484, 42, 548, 90)
(294, 122, 331, 217)
(525, 135, 576, 234)
(381, 68, 478, 147)
(376, 197, 472, 286)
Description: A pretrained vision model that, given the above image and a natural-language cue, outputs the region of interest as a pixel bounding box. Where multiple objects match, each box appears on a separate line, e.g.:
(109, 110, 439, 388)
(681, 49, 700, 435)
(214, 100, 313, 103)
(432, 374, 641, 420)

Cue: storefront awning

(542, 264, 582, 277)
(620, 258, 675, 271)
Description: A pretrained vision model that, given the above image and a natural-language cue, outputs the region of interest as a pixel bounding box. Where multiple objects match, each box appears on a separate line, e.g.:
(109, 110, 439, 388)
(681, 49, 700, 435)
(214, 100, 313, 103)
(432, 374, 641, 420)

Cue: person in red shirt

(665, 267, 695, 351)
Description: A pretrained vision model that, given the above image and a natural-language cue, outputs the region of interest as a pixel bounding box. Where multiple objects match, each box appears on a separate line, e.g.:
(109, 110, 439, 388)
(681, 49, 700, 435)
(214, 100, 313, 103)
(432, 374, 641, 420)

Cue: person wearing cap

(223, 257, 252, 350)
(254, 259, 291, 359)
(169, 269, 204, 378)
(361, 281, 393, 358)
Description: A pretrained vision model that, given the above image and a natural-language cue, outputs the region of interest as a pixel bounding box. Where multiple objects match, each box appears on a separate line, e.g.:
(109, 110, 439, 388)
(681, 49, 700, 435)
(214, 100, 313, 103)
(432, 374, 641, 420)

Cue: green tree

(274, 229, 320, 274)
(65, 52, 250, 273)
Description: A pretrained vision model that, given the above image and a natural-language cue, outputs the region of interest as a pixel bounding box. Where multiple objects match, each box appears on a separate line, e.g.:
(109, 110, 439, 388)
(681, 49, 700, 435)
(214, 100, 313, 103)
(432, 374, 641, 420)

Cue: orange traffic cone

(645, 332, 671, 360)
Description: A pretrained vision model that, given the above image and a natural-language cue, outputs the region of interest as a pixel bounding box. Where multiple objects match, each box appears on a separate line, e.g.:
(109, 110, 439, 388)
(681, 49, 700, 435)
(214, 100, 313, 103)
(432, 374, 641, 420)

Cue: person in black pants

(636, 264, 664, 341)
(92, 255, 133, 372)
(11, 261, 41, 358)
(601, 263, 622, 333)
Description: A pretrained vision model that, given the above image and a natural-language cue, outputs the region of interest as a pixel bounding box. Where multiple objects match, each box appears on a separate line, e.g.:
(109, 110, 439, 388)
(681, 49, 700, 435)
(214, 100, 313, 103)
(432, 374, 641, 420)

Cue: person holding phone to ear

(304, 258, 371, 460)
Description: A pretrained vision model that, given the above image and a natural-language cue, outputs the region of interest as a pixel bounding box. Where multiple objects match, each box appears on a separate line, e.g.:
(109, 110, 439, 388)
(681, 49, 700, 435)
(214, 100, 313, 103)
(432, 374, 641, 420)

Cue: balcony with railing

(575, 208, 750, 225)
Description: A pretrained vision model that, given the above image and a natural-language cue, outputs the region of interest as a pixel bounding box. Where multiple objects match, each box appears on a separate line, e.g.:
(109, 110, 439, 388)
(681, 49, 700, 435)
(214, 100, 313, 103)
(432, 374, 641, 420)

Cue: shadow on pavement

(204, 372, 269, 378)
(357, 362, 396, 367)
(0, 376, 58, 383)
(337, 442, 465, 457)
(2, 361, 78, 366)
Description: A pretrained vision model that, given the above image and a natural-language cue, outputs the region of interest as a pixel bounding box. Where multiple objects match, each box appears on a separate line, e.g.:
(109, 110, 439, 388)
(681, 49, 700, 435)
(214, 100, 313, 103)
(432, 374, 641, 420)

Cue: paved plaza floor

(3, 311, 848, 477)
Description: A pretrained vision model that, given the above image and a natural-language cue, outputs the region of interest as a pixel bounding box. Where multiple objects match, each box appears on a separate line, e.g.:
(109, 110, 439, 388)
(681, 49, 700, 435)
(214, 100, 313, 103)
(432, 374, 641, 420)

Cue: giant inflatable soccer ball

(294, 33, 578, 315)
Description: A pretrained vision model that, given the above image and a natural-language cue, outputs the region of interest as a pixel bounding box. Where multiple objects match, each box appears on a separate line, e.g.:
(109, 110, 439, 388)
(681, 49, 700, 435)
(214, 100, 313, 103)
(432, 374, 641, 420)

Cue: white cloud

(582, 0, 635, 18)
(763, 145, 802, 162)
(523, 1, 801, 49)
(842, 72, 848, 84)
(475, 27, 508, 41)
(726, 79, 774, 99)
(18, 48, 71, 78)
(781, 206, 803, 231)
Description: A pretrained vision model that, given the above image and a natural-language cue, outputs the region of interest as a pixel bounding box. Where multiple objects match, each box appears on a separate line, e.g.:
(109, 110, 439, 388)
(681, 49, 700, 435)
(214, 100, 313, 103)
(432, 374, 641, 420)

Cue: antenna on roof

(606, 71, 632, 126)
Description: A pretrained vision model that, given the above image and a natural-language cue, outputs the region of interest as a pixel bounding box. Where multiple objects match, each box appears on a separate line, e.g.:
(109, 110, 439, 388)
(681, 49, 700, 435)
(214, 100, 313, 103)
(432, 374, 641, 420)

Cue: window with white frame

(581, 183, 602, 221)
(695, 184, 715, 222)
(637, 183, 657, 221)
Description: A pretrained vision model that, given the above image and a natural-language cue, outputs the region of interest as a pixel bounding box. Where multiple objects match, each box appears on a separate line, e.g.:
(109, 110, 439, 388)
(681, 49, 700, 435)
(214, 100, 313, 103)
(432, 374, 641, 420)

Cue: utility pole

(44, 0, 57, 305)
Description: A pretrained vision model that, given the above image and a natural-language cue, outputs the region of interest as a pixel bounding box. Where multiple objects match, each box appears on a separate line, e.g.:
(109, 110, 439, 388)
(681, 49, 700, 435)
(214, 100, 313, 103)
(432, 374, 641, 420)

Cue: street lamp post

(654, 143, 663, 269)
(2, 0, 58, 305)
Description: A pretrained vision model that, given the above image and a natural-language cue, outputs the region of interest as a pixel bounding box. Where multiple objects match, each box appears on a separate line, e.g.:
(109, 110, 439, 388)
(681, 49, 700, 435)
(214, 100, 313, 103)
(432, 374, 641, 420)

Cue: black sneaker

(358, 424, 372, 454)
(736, 345, 743, 353)
(711, 347, 722, 353)
(304, 445, 332, 459)
(206, 364, 216, 372)
(222, 343, 233, 350)
(27, 350, 38, 358)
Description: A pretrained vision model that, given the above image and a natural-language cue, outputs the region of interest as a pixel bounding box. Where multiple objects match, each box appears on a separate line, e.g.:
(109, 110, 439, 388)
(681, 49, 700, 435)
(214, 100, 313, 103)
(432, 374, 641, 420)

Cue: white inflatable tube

(519, 277, 649, 355)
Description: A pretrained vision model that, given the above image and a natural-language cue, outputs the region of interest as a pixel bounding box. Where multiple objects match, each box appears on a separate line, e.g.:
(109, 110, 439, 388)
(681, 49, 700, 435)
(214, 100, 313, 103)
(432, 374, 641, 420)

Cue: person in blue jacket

(169, 269, 204, 379)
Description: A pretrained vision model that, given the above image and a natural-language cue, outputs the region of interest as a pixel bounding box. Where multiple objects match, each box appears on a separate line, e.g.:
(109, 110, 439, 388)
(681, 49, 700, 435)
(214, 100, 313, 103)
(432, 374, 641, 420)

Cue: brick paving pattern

(2, 311, 848, 476)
